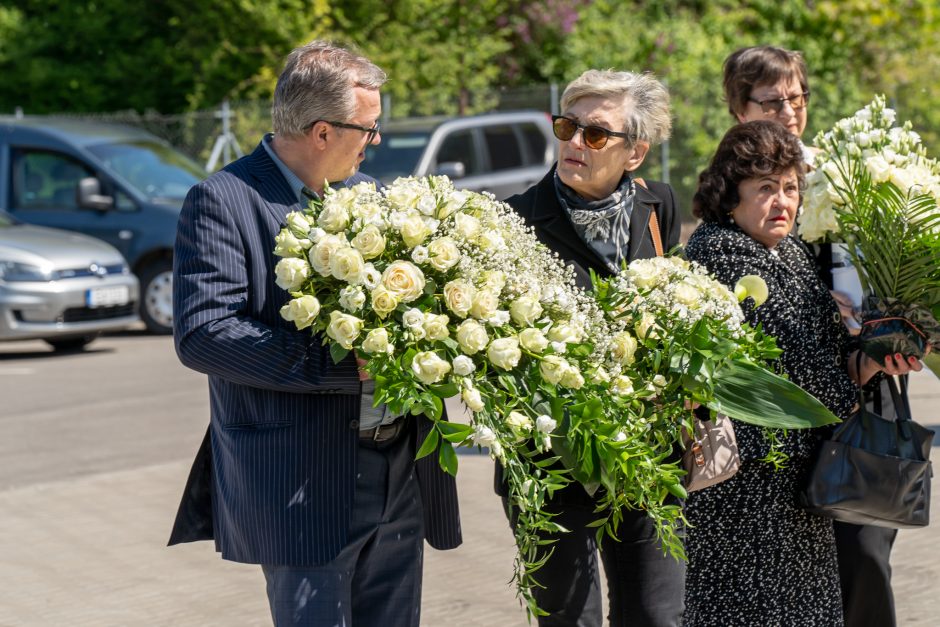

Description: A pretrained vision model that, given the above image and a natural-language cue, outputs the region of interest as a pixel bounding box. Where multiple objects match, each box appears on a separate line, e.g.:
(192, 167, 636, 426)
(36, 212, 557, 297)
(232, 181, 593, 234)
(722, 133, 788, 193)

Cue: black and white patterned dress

(682, 222, 858, 627)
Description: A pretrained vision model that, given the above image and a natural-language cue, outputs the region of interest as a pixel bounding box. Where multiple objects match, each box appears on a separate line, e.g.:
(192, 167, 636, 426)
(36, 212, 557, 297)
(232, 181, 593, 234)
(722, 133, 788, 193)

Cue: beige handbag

(682, 413, 740, 492)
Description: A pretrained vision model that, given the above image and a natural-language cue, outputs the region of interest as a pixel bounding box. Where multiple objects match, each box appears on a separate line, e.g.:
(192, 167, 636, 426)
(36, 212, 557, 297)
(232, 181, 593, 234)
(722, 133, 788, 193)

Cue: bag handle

(634, 177, 664, 257)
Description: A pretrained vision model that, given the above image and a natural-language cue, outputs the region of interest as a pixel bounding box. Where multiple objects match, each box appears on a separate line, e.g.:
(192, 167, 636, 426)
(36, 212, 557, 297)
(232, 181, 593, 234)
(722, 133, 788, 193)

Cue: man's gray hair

(560, 69, 672, 146)
(272, 40, 387, 138)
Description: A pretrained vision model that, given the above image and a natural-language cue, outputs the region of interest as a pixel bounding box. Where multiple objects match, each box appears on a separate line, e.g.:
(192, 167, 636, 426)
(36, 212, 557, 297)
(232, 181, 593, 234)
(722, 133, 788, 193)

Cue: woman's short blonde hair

(560, 69, 672, 146)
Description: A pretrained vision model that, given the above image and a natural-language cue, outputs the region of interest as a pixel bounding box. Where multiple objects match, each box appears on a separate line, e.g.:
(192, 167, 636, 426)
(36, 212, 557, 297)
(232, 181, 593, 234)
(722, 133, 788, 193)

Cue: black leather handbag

(800, 373, 934, 528)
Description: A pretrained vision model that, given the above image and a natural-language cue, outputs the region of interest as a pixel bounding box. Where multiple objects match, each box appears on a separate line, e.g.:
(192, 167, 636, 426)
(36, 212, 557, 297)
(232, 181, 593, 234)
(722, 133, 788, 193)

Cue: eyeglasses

(748, 91, 810, 115)
(551, 115, 634, 150)
(314, 120, 381, 143)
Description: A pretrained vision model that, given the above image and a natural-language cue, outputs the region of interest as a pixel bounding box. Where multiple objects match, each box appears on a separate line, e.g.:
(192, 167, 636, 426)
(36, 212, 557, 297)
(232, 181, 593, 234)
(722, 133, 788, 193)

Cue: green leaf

(329, 343, 350, 364)
(415, 428, 440, 460)
(439, 440, 458, 476)
(429, 395, 444, 420)
(708, 360, 840, 428)
(429, 382, 460, 398)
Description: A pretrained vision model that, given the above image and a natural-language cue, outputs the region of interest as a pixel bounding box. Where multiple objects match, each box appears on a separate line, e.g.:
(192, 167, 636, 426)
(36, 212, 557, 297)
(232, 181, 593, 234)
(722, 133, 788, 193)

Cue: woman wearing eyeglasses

(495, 69, 684, 627)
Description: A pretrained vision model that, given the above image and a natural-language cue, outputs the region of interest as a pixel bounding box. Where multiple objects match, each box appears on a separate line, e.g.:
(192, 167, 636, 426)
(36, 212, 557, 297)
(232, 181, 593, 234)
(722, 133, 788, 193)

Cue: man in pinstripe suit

(168, 41, 461, 626)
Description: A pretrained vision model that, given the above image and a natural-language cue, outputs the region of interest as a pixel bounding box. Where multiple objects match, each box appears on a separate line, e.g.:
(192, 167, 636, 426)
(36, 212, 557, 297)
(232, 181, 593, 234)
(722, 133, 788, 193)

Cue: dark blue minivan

(0, 118, 206, 334)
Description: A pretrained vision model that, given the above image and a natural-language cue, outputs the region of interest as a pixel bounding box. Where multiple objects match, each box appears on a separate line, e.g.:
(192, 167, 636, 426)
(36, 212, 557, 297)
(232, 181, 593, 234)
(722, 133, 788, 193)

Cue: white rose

(440, 190, 468, 218)
(452, 355, 476, 376)
(370, 285, 400, 318)
(443, 280, 475, 318)
(361, 328, 390, 355)
(472, 424, 498, 448)
(411, 245, 429, 264)
(427, 237, 461, 272)
(560, 366, 585, 389)
(416, 193, 437, 216)
(274, 257, 310, 291)
(673, 281, 700, 306)
(388, 210, 409, 230)
(591, 366, 611, 384)
(326, 310, 364, 349)
(462, 385, 485, 412)
(612, 375, 634, 396)
(539, 355, 567, 384)
(518, 328, 548, 353)
(478, 229, 504, 250)
(400, 215, 432, 248)
(452, 213, 481, 241)
(547, 323, 579, 344)
(487, 337, 522, 370)
(487, 310, 511, 327)
(509, 294, 543, 326)
(350, 225, 386, 260)
(309, 234, 347, 276)
(411, 351, 452, 385)
(338, 285, 366, 312)
(635, 312, 660, 340)
(470, 289, 499, 320)
(317, 201, 350, 233)
(423, 313, 451, 341)
(402, 308, 425, 331)
(610, 332, 638, 366)
(535, 415, 557, 434)
(627, 260, 660, 289)
(651, 374, 667, 392)
(505, 411, 533, 435)
(285, 211, 314, 238)
(381, 260, 426, 302)
(456, 319, 489, 355)
(273, 228, 310, 258)
(308, 227, 327, 243)
(279, 295, 320, 330)
(480, 270, 507, 293)
(329, 247, 365, 284)
(361, 263, 381, 290)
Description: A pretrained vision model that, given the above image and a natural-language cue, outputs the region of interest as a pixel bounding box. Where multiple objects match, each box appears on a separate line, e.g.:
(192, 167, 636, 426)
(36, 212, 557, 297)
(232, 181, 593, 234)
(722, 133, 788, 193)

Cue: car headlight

(0, 261, 60, 282)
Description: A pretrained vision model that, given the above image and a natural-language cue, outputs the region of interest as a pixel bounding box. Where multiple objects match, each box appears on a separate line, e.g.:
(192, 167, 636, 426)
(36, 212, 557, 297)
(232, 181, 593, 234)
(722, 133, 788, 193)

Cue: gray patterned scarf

(554, 172, 636, 272)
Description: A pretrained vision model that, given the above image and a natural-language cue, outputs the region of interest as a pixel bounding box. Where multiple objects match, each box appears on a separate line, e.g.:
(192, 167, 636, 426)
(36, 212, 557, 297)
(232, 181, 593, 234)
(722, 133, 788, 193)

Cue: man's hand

(355, 352, 371, 382)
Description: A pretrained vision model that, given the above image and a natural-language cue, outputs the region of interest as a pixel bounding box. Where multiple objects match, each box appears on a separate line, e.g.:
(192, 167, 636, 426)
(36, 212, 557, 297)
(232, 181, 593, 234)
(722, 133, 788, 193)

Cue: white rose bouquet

(801, 95, 940, 377)
(584, 257, 840, 554)
(273, 176, 636, 609)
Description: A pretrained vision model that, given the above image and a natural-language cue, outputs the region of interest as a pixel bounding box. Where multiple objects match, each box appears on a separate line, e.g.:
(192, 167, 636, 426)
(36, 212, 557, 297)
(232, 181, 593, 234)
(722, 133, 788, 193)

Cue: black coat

(505, 165, 681, 289)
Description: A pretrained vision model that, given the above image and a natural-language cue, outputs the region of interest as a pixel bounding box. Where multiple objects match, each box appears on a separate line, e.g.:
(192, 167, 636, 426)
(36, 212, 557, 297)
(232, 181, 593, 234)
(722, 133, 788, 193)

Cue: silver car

(362, 110, 556, 200)
(0, 209, 139, 351)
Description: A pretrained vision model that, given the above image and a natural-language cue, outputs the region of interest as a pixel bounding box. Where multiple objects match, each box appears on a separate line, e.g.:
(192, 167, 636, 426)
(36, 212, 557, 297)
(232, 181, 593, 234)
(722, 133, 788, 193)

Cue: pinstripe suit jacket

(169, 143, 461, 565)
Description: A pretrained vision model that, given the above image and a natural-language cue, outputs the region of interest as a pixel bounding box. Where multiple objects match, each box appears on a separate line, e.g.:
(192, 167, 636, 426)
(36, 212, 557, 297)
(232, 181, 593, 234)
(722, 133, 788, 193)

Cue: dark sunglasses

(313, 119, 381, 143)
(551, 115, 634, 150)
(748, 91, 810, 115)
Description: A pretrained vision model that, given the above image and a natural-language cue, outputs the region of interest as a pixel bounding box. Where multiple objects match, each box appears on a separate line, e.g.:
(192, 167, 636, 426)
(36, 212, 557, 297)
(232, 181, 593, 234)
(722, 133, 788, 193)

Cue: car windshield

(362, 131, 430, 182)
(86, 140, 205, 201)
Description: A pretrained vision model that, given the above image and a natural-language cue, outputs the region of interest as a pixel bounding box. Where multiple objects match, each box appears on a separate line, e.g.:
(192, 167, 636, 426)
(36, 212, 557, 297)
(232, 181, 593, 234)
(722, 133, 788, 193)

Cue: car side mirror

(78, 177, 114, 211)
(434, 161, 466, 179)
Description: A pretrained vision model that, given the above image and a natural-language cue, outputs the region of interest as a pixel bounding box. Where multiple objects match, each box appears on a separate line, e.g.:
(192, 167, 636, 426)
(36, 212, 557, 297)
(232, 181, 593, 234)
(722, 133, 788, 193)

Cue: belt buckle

(372, 424, 384, 442)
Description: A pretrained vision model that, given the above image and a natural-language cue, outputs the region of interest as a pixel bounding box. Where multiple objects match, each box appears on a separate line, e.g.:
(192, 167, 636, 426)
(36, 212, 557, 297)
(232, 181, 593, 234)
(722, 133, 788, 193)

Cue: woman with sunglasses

(496, 69, 683, 627)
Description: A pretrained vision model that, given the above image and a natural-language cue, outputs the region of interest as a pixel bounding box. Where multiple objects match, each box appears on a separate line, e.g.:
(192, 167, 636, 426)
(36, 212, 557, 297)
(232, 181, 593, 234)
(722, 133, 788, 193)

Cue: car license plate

(86, 286, 129, 308)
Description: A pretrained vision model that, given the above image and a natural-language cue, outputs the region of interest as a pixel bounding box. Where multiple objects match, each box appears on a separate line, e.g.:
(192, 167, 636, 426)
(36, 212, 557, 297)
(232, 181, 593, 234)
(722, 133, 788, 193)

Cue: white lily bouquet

(801, 95, 940, 377)
(585, 258, 840, 553)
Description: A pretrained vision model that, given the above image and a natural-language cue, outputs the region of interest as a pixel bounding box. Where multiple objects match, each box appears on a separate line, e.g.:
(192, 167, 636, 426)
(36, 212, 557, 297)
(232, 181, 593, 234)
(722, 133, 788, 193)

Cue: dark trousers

(834, 521, 898, 627)
(262, 430, 425, 627)
(505, 496, 686, 627)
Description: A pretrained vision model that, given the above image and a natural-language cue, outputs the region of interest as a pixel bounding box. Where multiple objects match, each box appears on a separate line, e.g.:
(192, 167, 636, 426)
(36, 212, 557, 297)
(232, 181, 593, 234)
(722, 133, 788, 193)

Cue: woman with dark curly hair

(680, 121, 922, 627)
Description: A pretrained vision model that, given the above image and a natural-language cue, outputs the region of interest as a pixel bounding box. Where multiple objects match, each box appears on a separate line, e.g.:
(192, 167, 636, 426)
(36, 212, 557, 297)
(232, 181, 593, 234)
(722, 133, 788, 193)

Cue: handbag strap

(634, 177, 664, 257)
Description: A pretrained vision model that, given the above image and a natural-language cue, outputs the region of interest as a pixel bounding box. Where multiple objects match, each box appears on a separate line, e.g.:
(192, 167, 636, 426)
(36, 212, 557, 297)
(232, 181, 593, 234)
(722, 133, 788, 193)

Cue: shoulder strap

(635, 178, 664, 257)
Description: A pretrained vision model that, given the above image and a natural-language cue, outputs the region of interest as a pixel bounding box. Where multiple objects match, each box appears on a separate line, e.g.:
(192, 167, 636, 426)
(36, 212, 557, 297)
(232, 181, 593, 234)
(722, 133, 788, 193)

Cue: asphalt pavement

(0, 332, 938, 626)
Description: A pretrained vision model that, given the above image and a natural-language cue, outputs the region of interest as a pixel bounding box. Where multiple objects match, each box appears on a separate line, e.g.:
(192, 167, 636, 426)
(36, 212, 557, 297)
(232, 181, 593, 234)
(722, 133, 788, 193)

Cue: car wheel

(139, 259, 174, 335)
(45, 334, 99, 352)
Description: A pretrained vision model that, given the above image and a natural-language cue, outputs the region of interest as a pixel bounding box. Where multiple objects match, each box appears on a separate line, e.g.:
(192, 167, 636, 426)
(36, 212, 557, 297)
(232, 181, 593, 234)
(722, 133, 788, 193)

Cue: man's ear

(309, 121, 330, 150)
(624, 142, 650, 172)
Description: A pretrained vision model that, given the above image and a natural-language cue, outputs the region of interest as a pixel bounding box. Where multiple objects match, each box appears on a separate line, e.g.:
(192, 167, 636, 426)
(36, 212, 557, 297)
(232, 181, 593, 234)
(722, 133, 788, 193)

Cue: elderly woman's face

(556, 96, 649, 200)
(732, 168, 801, 249)
(737, 76, 808, 138)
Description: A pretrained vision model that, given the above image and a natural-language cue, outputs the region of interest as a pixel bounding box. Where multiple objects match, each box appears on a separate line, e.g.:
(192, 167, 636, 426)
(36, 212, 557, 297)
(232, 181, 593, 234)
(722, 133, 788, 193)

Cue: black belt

(359, 416, 407, 445)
